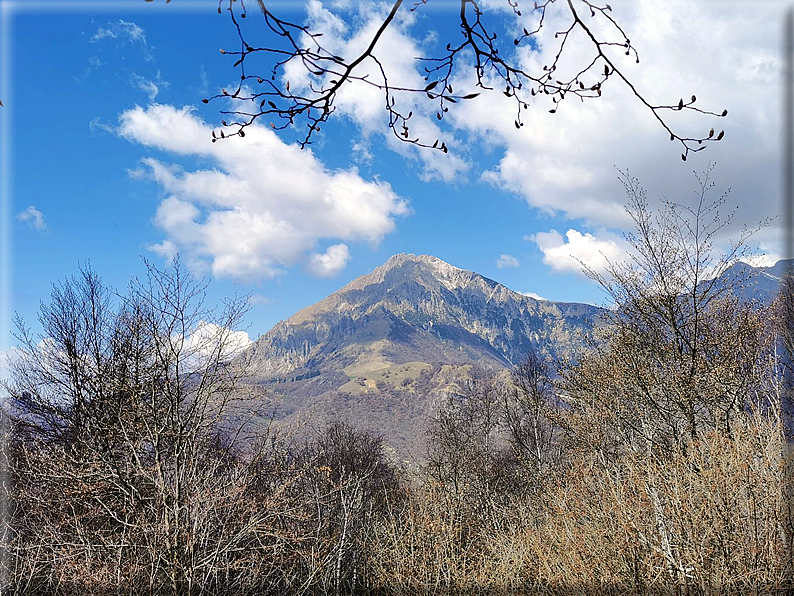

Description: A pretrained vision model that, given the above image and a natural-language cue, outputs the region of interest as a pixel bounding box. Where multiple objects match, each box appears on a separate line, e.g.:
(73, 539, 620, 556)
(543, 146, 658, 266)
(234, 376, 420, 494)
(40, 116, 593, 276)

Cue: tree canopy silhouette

(188, 0, 728, 159)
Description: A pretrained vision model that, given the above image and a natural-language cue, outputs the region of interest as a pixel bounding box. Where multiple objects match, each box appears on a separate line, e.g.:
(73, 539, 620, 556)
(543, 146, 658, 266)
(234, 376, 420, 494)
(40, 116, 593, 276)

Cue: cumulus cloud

(531, 229, 627, 276)
(521, 291, 547, 301)
(284, 1, 782, 267)
(307, 244, 351, 278)
(496, 254, 520, 269)
(118, 104, 409, 281)
(740, 240, 784, 268)
(183, 322, 252, 366)
(17, 206, 46, 231)
(146, 238, 178, 264)
(471, 2, 778, 225)
(286, 1, 469, 183)
(740, 253, 783, 268)
(441, 0, 783, 251)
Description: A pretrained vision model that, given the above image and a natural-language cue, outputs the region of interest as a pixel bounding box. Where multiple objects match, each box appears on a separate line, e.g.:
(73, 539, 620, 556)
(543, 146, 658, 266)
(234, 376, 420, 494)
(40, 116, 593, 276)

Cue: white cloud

(90, 20, 153, 61)
(496, 254, 520, 269)
(248, 294, 273, 306)
(183, 322, 252, 365)
(91, 19, 146, 44)
(740, 253, 783, 268)
(531, 229, 627, 276)
(740, 240, 784, 268)
(74, 55, 104, 81)
(16, 205, 46, 231)
(307, 244, 351, 278)
(89, 117, 115, 135)
(351, 140, 373, 164)
(118, 104, 408, 281)
(197, 65, 209, 96)
(131, 71, 168, 101)
(281, 0, 784, 266)
(146, 238, 178, 264)
(444, 0, 782, 238)
(287, 1, 469, 183)
(521, 291, 546, 301)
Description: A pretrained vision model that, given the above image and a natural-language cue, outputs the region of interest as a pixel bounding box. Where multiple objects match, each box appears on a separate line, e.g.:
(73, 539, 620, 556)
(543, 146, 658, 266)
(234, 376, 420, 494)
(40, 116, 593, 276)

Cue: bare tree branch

(204, 0, 728, 158)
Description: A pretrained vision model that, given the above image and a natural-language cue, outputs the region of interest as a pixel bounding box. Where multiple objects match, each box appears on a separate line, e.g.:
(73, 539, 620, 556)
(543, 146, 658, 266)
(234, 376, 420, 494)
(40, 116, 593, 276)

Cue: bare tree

(197, 0, 728, 159)
(425, 370, 537, 537)
(295, 420, 402, 595)
(426, 373, 503, 493)
(501, 350, 562, 482)
(560, 165, 772, 457)
(0, 261, 311, 594)
(425, 357, 563, 517)
(775, 270, 794, 440)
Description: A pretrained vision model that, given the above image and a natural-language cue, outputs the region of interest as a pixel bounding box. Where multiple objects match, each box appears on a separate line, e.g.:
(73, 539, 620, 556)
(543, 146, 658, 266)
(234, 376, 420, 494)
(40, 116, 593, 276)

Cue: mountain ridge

(246, 253, 601, 381)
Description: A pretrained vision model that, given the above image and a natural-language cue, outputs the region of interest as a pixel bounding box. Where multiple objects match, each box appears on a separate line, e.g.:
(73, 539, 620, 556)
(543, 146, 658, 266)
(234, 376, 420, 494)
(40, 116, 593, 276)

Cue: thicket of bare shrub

(369, 409, 791, 594)
(367, 169, 794, 594)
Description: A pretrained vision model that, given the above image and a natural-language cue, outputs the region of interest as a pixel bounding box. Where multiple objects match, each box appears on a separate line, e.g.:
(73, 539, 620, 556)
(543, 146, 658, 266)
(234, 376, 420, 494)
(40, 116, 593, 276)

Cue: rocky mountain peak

(381, 253, 463, 276)
(246, 253, 602, 380)
(342, 253, 476, 295)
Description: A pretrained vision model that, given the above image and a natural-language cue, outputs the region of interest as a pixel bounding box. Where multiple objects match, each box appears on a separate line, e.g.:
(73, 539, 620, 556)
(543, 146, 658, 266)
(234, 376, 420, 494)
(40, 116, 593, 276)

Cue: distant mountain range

(714, 258, 790, 303)
(241, 254, 789, 456)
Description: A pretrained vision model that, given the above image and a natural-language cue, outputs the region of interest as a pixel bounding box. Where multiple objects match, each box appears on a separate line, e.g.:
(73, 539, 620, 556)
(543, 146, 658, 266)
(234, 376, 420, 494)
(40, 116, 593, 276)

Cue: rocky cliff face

(246, 254, 602, 381)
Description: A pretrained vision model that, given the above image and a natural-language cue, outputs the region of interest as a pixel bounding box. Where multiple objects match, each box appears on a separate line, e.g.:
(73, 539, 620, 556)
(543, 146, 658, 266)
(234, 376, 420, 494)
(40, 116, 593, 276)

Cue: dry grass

(368, 408, 792, 595)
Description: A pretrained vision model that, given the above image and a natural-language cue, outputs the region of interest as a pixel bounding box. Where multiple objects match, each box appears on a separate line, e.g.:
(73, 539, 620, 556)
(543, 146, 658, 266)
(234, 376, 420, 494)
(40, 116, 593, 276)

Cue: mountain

(715, 258, 791, 303)
(247, 253, 601, 380)
(243, 254, 602, 455)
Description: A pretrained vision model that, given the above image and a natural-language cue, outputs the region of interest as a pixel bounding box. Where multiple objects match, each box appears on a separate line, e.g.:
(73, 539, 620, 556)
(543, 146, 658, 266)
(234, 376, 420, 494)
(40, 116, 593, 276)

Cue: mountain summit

(247, 253, 601, 382)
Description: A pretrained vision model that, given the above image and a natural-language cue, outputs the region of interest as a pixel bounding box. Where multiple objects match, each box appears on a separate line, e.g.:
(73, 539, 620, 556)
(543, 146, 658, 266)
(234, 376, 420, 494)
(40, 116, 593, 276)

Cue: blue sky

(0, 0, 787, 355)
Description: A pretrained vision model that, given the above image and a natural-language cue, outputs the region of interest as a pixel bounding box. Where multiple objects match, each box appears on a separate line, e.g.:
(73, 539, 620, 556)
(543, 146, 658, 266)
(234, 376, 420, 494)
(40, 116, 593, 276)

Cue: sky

(0, 0, 789, 365)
